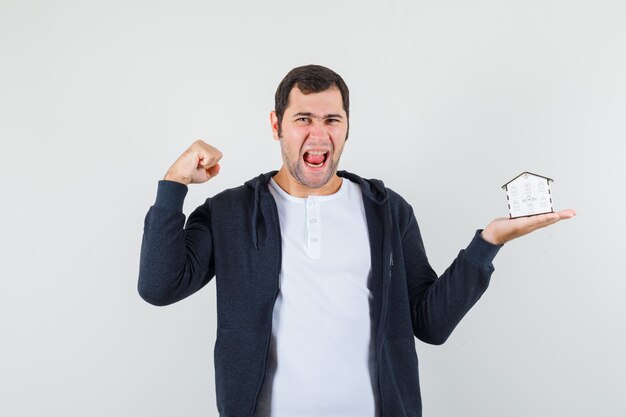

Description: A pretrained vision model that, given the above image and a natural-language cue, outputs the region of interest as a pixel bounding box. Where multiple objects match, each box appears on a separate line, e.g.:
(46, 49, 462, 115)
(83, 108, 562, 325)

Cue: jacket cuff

(154, 180, 189, 212)
(464, 229, 503, 266)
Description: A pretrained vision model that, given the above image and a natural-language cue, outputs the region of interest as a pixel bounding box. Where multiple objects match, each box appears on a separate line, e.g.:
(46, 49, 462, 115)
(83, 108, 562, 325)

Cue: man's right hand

(164, 140, 223, 185)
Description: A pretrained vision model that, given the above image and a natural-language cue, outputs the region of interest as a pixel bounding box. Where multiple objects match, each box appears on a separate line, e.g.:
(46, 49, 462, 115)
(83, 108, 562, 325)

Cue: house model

(502, 172, 554, 219)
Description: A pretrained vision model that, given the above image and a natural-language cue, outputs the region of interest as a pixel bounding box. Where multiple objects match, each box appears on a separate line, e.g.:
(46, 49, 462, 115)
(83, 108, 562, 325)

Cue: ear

(270, 110, 280, 141)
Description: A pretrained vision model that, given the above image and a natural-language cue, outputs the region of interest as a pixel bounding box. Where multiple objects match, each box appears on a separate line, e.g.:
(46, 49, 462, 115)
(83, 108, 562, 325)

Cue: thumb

(206, 163, 221, 178)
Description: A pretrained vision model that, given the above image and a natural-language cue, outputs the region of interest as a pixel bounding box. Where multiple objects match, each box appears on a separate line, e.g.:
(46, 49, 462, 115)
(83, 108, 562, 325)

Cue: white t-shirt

(254, 177, 378, 417)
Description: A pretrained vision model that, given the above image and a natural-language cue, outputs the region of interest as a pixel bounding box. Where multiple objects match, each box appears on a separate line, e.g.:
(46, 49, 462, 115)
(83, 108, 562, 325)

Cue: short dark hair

(274, 64, 350, 139)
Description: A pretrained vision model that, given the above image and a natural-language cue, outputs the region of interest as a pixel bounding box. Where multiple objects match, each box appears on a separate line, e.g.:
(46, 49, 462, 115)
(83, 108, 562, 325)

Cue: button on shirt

(254, 177, 378, 417)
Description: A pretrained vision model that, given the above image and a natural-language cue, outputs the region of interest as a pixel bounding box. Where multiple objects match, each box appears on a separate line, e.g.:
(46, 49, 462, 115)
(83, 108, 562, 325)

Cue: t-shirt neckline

(269, 177, 347, 203)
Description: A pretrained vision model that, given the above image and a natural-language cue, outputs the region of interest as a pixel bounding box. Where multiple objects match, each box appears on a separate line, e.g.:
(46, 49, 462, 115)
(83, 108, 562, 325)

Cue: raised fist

(164, 140, 223, 185)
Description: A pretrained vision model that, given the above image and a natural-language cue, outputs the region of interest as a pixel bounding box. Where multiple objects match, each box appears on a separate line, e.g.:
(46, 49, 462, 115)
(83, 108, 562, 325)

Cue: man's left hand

(480, 209, 577, 245)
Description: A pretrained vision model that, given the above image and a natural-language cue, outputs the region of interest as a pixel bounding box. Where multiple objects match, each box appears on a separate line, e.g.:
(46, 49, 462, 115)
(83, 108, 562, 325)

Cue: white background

(1, 1, 625, 416)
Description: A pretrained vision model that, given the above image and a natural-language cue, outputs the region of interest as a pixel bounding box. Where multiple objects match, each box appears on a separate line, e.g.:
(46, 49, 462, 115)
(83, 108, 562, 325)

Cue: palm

(481, 209, 576, 245)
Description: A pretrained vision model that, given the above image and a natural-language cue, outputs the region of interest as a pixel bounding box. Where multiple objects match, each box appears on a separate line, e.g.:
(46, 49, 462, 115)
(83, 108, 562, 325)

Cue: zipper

(376, 251, 392, 417)
(249, 194, 282, 417)
(376, 204, 394, 417)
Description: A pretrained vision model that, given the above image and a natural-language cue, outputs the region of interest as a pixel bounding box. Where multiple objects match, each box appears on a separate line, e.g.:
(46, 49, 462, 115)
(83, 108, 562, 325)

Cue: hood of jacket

(244, 170, 390, 249)
(243, 170, 390, 204)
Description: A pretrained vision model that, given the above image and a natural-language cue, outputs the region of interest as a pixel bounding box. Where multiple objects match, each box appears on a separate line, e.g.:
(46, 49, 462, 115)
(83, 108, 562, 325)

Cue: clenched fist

(164, 140, 223, 185)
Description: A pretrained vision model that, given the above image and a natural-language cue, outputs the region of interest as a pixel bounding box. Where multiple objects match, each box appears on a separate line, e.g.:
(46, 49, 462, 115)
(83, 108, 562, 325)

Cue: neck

(273, 167, 342, 198)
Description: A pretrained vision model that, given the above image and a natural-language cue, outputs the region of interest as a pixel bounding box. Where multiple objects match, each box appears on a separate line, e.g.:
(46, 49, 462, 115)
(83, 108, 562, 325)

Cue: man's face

(271, 86, 348, 190)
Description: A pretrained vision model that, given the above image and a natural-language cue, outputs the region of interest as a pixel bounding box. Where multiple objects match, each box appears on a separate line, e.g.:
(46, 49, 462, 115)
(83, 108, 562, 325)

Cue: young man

(138, 65, 575, 417)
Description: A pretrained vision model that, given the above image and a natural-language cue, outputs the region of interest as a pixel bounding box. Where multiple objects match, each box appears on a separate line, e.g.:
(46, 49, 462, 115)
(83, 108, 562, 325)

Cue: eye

(326, 118, 340, 124)
(295, 117, 310, 123)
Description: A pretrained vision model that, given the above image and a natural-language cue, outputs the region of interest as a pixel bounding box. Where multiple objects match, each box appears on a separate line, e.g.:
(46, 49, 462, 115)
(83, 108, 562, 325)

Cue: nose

(308, 120, 329, 140)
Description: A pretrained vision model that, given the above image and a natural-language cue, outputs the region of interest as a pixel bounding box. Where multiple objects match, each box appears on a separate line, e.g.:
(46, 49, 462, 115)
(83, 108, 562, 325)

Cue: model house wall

(502, 172, 554, 218)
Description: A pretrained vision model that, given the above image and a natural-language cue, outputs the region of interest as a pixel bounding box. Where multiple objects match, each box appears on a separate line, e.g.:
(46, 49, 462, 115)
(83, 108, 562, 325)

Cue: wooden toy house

(502, 172, 554, 219)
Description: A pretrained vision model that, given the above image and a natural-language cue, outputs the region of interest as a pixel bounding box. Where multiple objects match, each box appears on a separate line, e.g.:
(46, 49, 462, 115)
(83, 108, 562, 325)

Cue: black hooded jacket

(138, 170, 502, 417)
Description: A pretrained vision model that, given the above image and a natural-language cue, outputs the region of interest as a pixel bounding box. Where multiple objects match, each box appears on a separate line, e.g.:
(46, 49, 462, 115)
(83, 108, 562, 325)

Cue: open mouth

(303, 151, 329, 168)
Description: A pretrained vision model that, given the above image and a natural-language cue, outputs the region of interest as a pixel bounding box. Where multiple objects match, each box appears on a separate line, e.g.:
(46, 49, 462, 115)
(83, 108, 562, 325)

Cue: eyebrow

(292, 112, 344, 119)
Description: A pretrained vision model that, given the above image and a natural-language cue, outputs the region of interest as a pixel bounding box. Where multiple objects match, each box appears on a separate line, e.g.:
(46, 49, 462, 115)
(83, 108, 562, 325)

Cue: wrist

(164, 170, 191, 185)
(480, 229, 502, 245)
(466, 229, 503, 266)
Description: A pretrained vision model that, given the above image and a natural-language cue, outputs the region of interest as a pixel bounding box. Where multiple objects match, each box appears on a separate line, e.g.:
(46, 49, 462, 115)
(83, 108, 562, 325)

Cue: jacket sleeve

(402, 209, 502, 345)
(137, 180, 216, 306)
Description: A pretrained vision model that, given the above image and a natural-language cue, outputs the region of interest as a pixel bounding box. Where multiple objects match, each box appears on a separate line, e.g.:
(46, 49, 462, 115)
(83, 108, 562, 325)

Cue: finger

(526, 220, 556, 234)
(529, 210, 575, 229)
(207, 163, 221, 178)
(557, 209, 577, 219)
(525, 211, 574, 234)
(533, 213, 560, 227)
(191, 141, 222, 164)
(198, 152, 221, 169)
(508, 215, 547, 230)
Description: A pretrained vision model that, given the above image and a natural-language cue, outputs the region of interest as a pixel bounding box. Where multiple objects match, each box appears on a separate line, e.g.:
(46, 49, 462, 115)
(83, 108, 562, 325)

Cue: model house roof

(501, 171, 554, 189)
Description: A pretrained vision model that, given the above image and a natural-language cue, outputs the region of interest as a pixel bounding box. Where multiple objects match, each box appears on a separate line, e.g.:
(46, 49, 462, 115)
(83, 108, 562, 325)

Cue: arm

(404, 213, 501, 345)
(137, 140, 223, 306)
(406, 208, 576, 345)
(137, 181, 215, 306)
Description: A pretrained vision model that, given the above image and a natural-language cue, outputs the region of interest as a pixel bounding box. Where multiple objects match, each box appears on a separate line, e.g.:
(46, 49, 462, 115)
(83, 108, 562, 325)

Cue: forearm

(410, 231, 502, 344)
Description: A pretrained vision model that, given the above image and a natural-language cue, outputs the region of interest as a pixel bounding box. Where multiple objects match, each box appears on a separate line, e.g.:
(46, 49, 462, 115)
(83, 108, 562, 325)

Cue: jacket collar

(244, 170, 390, 250)
(244, 170, 389, 204)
